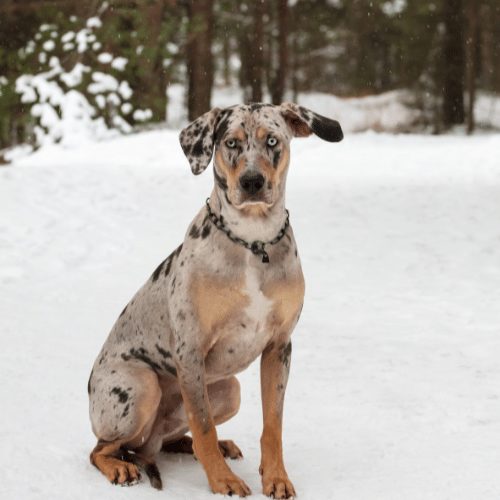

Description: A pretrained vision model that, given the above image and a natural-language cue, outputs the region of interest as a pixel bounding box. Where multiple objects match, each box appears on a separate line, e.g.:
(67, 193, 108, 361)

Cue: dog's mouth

(233, 191, 274, 209)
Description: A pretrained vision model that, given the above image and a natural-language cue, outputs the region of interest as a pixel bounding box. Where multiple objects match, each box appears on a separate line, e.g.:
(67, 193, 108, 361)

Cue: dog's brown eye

(267, 137, 278, 147)
(226, 139, 237, 148)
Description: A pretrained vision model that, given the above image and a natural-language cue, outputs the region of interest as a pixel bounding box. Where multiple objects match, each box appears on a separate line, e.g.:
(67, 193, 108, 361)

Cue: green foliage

(0, 0, 499, 150)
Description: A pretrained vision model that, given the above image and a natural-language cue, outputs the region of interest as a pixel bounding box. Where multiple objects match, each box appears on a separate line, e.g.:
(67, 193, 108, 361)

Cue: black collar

(205, 198, 290, 263)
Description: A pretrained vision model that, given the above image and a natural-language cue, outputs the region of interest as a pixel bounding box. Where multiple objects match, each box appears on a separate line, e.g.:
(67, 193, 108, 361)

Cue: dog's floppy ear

(279, 102, 343, 142)
(179, 107, 222, 175)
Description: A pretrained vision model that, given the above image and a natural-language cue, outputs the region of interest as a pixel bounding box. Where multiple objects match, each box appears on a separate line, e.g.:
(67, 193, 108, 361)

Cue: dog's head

(179, 103, 343, 211)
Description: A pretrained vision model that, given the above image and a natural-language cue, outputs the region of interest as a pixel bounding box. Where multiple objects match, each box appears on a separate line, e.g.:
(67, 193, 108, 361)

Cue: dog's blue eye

(267, 137, 278, 147)
(226, 139, 237, 148)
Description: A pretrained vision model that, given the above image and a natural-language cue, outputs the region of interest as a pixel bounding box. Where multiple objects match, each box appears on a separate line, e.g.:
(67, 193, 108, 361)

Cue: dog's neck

(209, 187, 288, 243)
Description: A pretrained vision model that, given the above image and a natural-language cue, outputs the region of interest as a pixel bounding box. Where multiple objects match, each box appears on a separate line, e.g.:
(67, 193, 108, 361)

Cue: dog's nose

(239, 173, 265, 195)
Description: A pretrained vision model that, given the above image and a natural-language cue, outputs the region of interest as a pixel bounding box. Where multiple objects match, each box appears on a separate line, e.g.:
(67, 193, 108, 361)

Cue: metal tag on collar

(251, 241, 270, 263)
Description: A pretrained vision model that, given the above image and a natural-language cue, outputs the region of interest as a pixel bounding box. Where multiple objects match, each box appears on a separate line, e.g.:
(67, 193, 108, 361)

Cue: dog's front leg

(175, 353, 251, 497)
(259, 339, 296, 499)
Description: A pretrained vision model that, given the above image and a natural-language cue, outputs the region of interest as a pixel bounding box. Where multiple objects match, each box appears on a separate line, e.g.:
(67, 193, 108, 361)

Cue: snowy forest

(2, 2, 500, 500)
(1, 0, 500, 159)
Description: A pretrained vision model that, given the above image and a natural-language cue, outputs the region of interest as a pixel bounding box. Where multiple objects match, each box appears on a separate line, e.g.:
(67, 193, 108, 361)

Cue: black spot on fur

(191, 137, 204, 157)
(121, 348, 162, 372)
(279, 341, 292, 369)
(175, 244, 183, 257)
(110, 386, 129, 403)
(201, 223, 211, 239)
(164, 257, 173, 277)
(214, 168, 228, 191)
(189, 224, 200, 238)
(155, 344, 172, 359)
(151, 258, 167, 282)
(98, 352, 107, 365)
(273, 149, 281, 168)
(214, 112, 231, 144)
(161, 362, 177, 376)
(121, 403, 130, 418)
(119, 304, 128, 318)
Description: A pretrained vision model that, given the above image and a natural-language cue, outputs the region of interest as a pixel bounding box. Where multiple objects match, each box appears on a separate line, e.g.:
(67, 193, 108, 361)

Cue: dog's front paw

(260, 466, 296, 499)
(208, 472, 251, 497)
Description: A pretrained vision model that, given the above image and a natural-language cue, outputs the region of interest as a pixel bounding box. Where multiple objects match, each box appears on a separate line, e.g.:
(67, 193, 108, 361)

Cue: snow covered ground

(1, 129, 500, 499)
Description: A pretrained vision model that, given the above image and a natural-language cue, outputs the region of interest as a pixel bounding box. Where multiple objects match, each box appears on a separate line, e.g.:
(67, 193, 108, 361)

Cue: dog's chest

(204, 265, 275, 378)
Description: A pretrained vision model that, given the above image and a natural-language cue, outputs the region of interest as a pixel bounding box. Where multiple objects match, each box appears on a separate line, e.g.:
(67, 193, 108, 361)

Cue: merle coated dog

(88, 102, 343, 498)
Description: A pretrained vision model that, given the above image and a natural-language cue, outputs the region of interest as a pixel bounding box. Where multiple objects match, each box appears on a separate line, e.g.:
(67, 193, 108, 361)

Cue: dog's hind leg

(89, 364, 162, 488)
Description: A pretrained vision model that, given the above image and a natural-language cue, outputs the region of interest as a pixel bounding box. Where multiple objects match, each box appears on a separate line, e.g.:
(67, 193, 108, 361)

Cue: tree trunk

(249, 0, 264, 102)
(222, 31, 231, 87)
(137, 0, 167, 122)
(442, 0, 465, 127)
(479, 3, 494, 91)
(271, 0, 289, 104)
(465, 0, 479, 134)
(290, 4, 299, 102)
(186, 0, 214, 121)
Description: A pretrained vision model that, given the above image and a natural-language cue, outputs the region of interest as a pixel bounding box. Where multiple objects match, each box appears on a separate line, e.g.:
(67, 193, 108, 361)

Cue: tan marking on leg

(259, 343, 296, 499)
(178, 375, 251, 496)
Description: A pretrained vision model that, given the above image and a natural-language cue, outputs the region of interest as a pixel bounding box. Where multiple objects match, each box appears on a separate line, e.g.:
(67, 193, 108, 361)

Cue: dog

(87, 102, 343, 498)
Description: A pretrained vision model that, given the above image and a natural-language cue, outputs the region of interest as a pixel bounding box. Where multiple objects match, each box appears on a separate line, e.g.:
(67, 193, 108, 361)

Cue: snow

(97, 52, 113, 64)
(86, 17, 102, 29)
(111, 57, 128, 71)
(87, 72, 119, 94)
(133, 108, 153, 121)
(167, 86, 500, 133)
(297, 90, 421, 133)
(61, 31, 75, 43)
(59, 63, 90, 88)
(1, 130, 500, 500)
(475, 93, 500, 130)
(43, 39, 55, 51)
(118, 80, 133, 100)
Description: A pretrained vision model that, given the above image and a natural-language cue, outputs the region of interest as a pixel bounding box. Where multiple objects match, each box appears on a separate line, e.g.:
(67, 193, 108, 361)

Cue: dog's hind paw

(218, 439, 243, 460)
(163, 435, 243, 460)
(106, 460, 141, 487)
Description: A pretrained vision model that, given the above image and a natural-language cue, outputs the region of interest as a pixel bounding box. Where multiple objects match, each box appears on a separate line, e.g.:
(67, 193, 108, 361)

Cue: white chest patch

(205, 258, 275, 379)
(243, 260, 273, 330)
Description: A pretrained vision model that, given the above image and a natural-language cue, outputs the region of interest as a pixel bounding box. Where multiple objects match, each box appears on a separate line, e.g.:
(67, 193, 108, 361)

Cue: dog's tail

(119, 448, 162, 490)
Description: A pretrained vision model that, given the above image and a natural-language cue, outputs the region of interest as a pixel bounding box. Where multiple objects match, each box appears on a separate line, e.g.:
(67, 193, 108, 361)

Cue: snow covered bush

(15, 14, 154, 147)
